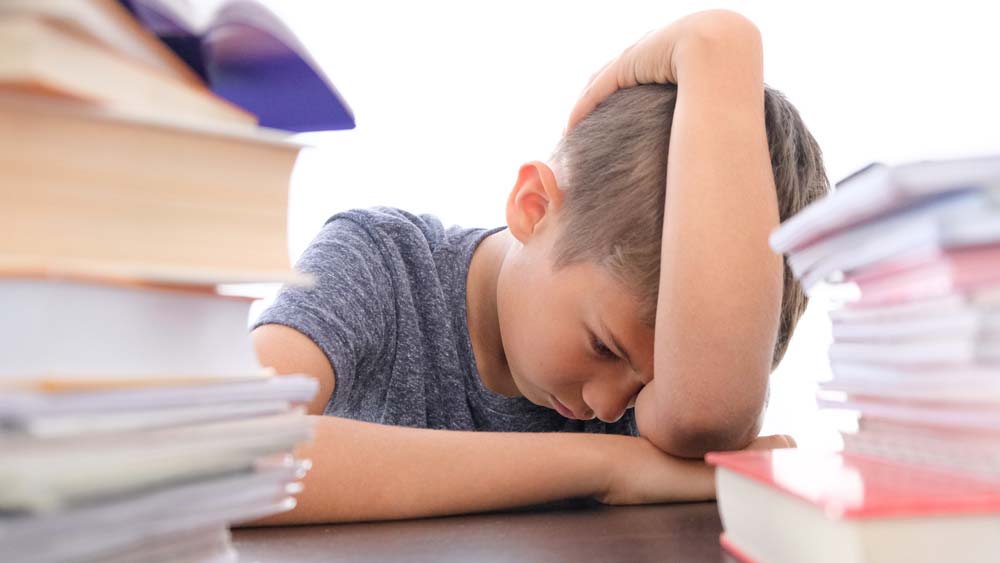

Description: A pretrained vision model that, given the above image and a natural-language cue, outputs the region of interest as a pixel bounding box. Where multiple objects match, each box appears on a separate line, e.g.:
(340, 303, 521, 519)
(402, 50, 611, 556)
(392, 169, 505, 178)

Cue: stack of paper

(0, 374, 317, 563)
(0, 0, 344, 560)
(771, 155, 1000, 480)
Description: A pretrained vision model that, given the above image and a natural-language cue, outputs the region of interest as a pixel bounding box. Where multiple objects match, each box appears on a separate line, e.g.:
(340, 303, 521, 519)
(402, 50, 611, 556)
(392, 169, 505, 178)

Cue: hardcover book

(709, 449, 1000, 563)
(119, 0, 355, 132)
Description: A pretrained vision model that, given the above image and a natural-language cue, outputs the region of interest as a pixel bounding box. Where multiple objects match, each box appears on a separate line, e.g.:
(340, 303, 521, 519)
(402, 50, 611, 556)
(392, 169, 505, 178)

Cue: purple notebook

(119, 0, 354, 132)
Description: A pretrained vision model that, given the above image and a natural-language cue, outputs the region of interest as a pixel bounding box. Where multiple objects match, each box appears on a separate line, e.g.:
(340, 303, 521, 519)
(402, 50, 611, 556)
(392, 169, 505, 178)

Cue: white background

(255, 0, 1000, 448)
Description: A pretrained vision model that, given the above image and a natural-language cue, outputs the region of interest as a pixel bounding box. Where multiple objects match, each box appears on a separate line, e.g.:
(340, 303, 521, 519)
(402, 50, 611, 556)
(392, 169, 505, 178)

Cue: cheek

(499, 294, 548, 377)
(502, 305, 581, 387)
(497, 258, 585, 389)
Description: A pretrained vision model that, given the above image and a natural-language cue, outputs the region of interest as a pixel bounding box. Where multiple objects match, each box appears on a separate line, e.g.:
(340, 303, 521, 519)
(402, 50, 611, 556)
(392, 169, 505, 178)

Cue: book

(0, 375, 318, 421)
(816, 394, 1000, 433)
(0, 459, 306, 562)
(1, 412, 313, 513)
(709, 449, 1000, 563)
(770, 155, 1000, 254)
(96, 525, 237, 563)
(842, 418, 1000, 482)
(0, 94, 310, 285)
(764, 154, 1000, 563)
(844, 245, 1000, 306)
(786, 190, 1000, 290)
(829, 288, 1000, 324)
(0, 15, 257, 129)
(11, 400, 293, 438)
(824, 362, 1000, 404)
(828, 335, 1000, 365)
(0, 276, 263, 377)
(0, 368, 318, 560)
(831, 309, 997, 342)
(119, 0, 355, 132)
(0, 14, 257, 129)
(0, 2, 328, 559)
(0, 0, 204, 86)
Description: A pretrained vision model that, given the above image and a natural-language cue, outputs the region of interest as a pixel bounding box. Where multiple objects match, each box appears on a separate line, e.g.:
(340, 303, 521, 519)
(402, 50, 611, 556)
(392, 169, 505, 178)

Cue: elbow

(641, 408, 763, 459)
(634, 378, 768, 459)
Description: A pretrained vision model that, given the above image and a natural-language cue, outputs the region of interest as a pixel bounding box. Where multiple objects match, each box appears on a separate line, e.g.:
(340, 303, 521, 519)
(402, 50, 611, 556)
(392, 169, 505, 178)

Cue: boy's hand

(596, 434, 795, 506)
(566, 9, 758, 133)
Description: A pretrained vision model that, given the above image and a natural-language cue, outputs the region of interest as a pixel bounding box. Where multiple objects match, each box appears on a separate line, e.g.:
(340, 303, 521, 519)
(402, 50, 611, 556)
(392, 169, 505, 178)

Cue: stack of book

(708, 155, 1000, 563)
(779, 156, 1000, 480)
(1, 1, 351, 560)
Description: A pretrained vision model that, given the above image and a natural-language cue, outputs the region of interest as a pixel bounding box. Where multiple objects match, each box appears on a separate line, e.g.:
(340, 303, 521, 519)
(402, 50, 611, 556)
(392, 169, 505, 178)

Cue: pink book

(846, 244, 1000, 306)
(707, 449, 1000, 563)
(842, 418, 1000, 483)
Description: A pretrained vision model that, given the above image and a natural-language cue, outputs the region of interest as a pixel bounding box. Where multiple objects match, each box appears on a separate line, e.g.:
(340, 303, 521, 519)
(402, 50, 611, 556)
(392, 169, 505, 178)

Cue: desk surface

(233, 501, 732, 563)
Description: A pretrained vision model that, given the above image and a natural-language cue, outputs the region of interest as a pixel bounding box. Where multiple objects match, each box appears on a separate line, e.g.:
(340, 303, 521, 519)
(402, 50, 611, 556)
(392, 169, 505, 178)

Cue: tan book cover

(0, 14, 256, 129)
(0, 94, 310, 285)
(0, 0, 204, 86)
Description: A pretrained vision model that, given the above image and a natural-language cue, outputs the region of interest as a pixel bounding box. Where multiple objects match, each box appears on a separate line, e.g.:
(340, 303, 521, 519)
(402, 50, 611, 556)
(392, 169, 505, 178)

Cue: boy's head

(495, 84, 829, 423)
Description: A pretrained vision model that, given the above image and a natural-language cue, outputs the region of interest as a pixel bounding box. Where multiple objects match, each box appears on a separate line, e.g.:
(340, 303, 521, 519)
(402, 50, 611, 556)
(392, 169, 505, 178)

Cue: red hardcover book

(707, 449, 1000, 563)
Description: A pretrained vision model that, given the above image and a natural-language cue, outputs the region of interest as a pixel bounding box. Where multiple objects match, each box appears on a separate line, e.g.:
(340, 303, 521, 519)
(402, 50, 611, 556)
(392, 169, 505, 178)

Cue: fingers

(564, 59, 613, 135)
(564, 40, 649, 134)
(586, 58, 615, 90)
(565, 58, 624, 134)
(743, 433, 798, 452)
(773, 434, 797, 449)
(563, 24, 679, 134)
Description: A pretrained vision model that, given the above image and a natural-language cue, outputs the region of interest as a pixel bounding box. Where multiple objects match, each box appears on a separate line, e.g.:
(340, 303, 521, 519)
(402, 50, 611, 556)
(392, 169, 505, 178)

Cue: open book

(119, 0, 355, 131)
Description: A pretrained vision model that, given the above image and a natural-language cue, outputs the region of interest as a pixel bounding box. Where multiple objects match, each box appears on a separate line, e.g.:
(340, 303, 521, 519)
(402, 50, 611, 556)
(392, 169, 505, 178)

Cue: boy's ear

(505, 161, 564, 244)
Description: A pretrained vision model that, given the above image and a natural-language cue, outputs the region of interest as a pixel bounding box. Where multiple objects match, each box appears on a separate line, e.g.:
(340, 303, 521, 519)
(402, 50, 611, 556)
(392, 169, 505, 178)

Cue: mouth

(550, 395, 580, 419)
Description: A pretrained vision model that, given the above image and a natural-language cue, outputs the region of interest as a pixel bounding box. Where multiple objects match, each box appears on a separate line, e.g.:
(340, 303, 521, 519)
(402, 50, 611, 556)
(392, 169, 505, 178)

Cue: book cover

(0, 0, 204, 85)
(0, 277, 261, 377)
(770, 154, 1000, 254)
(709, 449, 1000, 563)
(0, 94, 312, 285)
(0, 14, 257, 128)
(786, 190, 996, 289)
(708, 449, 1000, 520)
(118, 0, 355, 132)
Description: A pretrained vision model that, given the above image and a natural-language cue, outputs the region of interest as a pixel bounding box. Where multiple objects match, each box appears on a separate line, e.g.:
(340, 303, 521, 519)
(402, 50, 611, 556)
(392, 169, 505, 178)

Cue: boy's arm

(635, 14, 782, 458)
(243, 324, 719, 524)
(243, 414, 715, 525)
(566, 13, 783, 459)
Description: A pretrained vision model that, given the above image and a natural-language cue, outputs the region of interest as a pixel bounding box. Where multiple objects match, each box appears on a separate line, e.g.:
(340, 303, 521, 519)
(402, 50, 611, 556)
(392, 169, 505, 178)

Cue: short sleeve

(253, 216, 396, 414)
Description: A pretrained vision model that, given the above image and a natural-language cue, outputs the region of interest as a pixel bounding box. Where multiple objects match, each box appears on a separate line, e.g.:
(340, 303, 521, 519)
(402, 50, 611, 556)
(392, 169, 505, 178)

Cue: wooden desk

(233, 501, 732, 562)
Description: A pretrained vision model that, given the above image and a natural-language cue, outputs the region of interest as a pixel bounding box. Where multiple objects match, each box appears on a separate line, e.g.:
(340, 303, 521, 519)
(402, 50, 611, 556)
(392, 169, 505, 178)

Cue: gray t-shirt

(254, 207, 638, 436)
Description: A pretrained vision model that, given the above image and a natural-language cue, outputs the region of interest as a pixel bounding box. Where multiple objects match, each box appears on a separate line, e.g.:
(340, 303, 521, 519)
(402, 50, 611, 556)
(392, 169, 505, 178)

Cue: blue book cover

(119, 0, 355, 132)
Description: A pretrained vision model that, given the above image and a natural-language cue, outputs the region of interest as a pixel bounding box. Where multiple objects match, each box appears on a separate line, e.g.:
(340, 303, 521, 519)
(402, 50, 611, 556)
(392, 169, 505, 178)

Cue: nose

(581, 372, 635, 424)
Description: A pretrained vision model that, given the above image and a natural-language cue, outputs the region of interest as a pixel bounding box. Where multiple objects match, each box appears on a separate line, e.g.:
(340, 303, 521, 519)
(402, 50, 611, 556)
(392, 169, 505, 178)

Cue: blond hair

(549, 84, 829, 370)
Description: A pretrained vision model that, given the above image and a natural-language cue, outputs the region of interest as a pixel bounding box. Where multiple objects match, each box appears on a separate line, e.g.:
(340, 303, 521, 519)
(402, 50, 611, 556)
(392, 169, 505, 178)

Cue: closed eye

(590, 334, 618, 361)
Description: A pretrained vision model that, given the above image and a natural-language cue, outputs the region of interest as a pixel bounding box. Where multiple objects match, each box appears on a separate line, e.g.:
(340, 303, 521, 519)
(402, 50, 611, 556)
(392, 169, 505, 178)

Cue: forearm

(241, 415, 617, 525)
(641, 16, 781, 457)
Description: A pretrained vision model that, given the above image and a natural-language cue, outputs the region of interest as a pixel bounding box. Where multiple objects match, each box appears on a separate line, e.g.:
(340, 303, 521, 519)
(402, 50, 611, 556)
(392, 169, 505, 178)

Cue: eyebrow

(600, 320, 636, 373)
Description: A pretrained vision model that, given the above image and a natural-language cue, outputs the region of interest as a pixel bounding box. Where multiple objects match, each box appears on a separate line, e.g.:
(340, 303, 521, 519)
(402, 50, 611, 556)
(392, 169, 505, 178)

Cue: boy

(248, 10, 828, 524)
